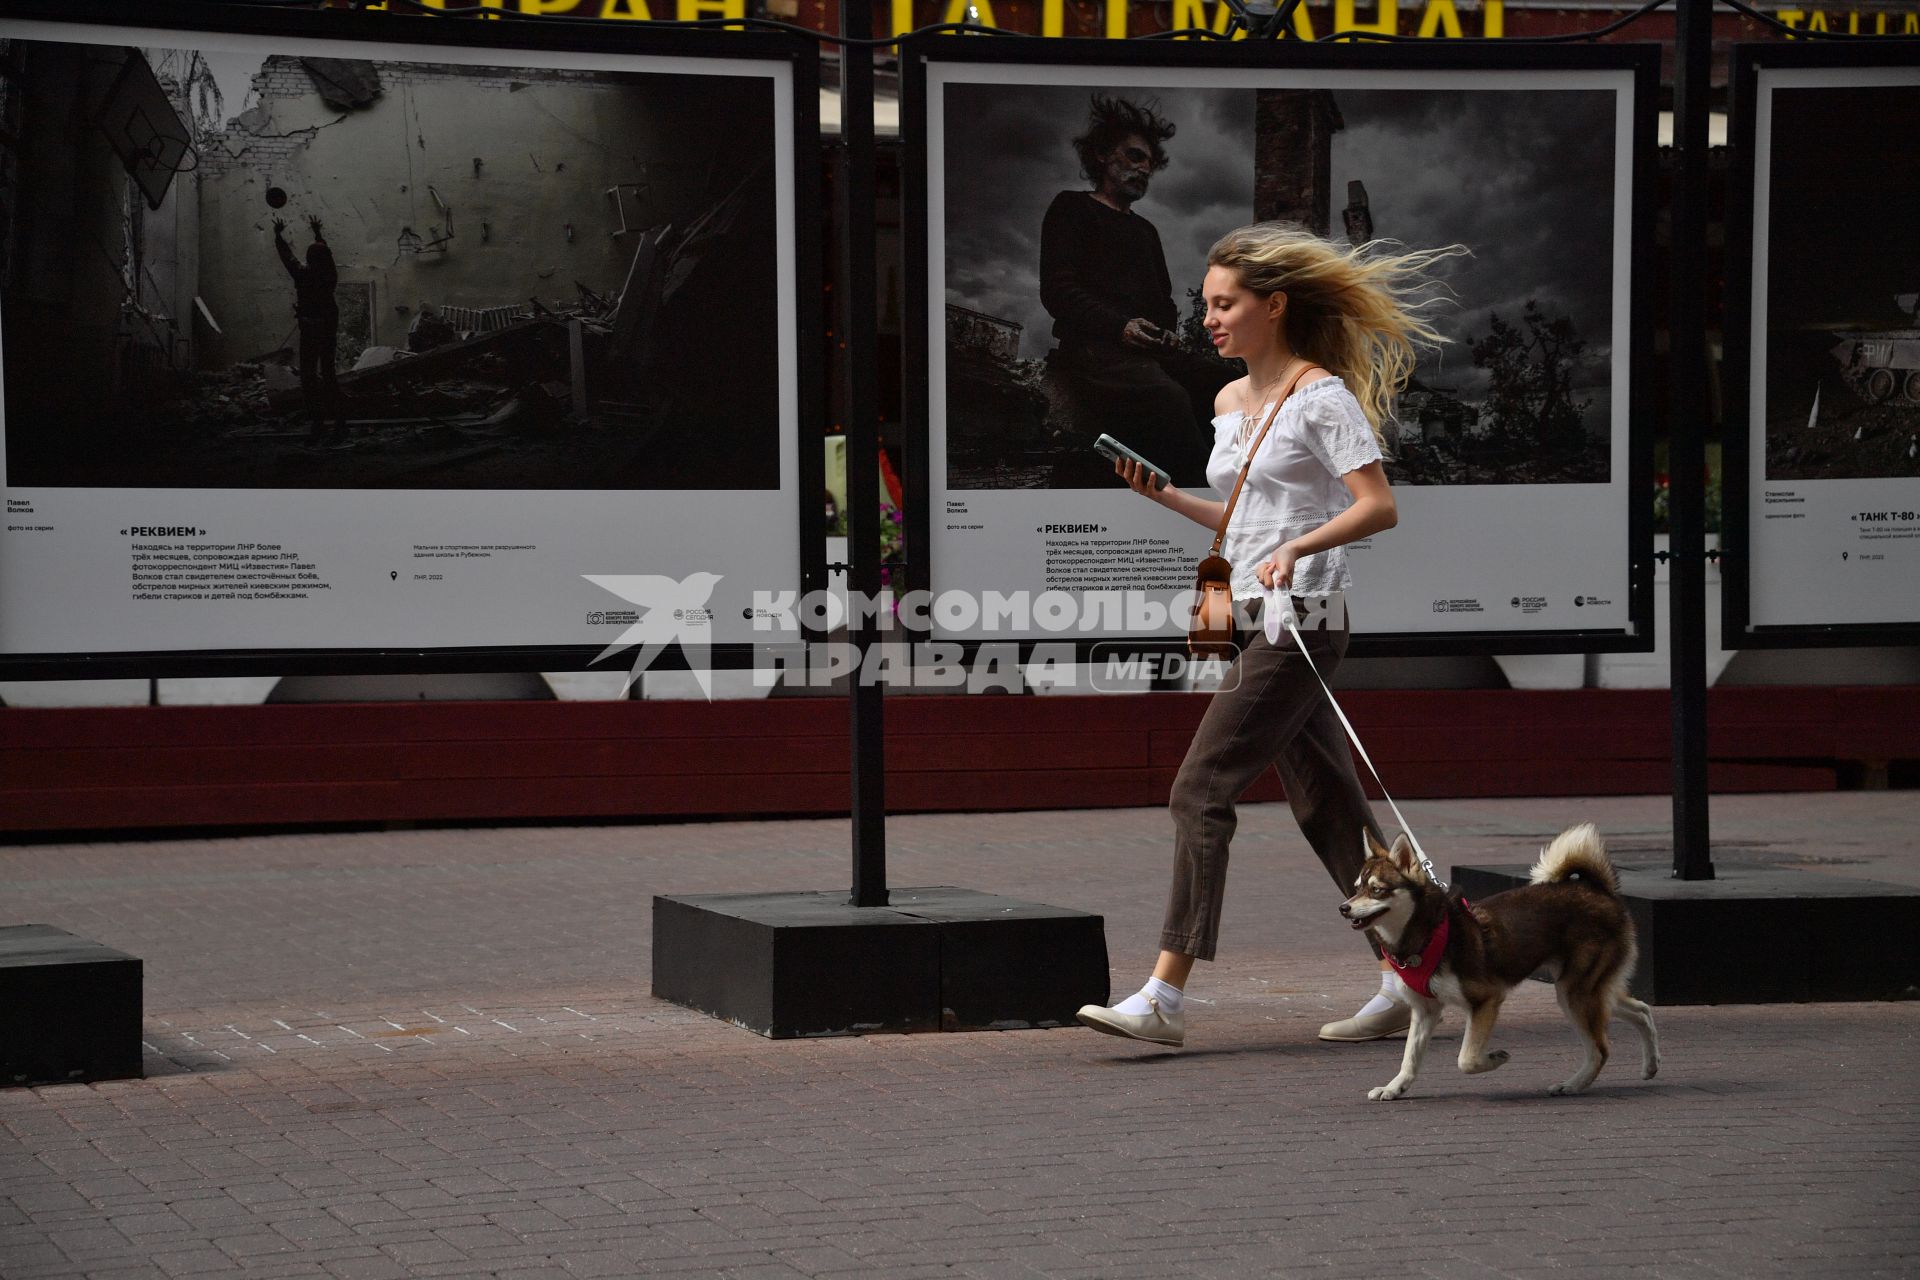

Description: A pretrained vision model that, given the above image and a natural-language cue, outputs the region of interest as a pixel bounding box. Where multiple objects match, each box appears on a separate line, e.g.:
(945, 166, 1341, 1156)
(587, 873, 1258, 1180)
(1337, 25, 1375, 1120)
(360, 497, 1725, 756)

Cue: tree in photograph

(1180, 286, 1215, 358)
(1179, 286, 1242, 377)
(1470, 299, 1592, 453)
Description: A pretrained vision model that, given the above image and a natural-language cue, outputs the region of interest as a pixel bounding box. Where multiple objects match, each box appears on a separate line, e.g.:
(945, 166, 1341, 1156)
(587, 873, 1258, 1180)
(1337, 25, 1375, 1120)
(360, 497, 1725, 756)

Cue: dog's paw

(1547, 1079, 1588, 1097)
(1460, 1048, 1510, 1075)
(1642, 1054, 1661, 1081)
(1367, 1082, 1408, 1101)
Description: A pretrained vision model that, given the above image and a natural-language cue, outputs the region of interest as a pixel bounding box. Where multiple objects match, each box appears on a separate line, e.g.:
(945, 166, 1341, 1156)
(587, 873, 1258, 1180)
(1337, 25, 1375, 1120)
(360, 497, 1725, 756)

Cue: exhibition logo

(581, 571, 723, 699)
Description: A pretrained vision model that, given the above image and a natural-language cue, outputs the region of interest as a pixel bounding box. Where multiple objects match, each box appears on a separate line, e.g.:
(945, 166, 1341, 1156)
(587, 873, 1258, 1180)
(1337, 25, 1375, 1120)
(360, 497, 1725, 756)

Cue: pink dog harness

(1384, 900, 1468, 998)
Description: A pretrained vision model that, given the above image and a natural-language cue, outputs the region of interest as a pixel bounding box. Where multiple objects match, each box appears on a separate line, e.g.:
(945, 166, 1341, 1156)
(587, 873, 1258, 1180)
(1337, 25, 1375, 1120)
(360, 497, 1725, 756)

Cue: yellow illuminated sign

(373, 0, 1920, 38)
(391, 0, 751, 16)
(904, 0, 1505, 37)
(1776, 8, 1920, 30)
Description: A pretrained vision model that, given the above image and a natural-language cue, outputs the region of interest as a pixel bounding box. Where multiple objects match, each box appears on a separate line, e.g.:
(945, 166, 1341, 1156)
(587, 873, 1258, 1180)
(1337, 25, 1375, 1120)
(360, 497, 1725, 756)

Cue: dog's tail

(1528, 822, 1620, 893)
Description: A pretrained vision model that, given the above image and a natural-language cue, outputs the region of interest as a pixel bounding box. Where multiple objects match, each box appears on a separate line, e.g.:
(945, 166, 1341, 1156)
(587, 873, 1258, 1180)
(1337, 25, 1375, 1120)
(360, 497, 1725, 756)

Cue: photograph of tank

(1761, 82, 1920, 481)
(939, 81, 1620, 490)
(0, 36, 784, 490)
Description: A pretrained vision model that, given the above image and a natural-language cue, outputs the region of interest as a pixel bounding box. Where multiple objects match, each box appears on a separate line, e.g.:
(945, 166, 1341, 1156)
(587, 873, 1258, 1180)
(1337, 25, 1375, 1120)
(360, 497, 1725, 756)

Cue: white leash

(1267, 591, 1445, 889)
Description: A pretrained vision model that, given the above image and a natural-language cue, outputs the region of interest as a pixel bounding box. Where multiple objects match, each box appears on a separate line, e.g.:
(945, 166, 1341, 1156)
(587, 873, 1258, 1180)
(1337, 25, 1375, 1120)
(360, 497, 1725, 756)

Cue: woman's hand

(1114, 456, 1171, 501)
(1255, 542, 1300, 591)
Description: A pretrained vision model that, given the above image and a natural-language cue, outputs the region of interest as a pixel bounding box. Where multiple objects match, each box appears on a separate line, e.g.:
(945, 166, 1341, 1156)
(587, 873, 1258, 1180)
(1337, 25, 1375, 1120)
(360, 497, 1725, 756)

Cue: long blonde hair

(1207, 223, 1468, 452)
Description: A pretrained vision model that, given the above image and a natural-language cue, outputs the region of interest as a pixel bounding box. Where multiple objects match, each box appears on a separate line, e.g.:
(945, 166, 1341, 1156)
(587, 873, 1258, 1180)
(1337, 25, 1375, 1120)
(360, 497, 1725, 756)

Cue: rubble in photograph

(0, 42, 783, 490)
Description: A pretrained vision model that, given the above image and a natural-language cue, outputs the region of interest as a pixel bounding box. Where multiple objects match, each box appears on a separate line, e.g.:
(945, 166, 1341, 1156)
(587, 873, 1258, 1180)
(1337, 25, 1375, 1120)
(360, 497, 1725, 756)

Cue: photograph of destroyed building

(1760, 82, 1920, 482)
(938, 80, 1620, 491)
(0, 33, 785, 490)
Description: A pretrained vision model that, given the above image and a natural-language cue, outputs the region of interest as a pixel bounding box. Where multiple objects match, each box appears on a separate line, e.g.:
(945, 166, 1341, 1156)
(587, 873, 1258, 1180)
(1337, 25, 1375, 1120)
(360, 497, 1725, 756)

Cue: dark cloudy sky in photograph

(943, 83, 1253, 362)
(941, 80, 1621, 422)
(1765, 84, 1920, 331)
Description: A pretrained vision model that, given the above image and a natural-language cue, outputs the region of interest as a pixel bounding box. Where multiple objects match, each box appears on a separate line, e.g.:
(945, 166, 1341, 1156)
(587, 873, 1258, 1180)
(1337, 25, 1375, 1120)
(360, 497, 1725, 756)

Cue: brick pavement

(3, 792, 1917, 1278)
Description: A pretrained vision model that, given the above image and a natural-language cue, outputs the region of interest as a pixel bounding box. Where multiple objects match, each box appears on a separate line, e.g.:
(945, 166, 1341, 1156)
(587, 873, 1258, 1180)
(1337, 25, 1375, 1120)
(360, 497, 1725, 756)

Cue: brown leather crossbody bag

(1187, 363, 1321, 658)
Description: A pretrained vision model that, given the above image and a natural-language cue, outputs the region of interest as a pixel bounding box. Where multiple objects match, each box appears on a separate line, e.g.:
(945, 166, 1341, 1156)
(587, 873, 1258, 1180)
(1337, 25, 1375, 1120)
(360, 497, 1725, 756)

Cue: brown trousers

(1159, 596, 1386, 961)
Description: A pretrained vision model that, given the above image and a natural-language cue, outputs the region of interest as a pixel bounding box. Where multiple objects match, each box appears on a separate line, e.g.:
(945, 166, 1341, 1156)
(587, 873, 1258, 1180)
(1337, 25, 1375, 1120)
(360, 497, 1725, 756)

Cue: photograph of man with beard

(1041, 95, 1230, 488)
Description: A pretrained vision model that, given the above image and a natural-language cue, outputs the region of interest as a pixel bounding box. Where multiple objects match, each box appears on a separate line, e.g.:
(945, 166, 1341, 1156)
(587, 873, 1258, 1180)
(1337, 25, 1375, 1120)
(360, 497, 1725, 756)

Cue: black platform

(1451, 862, 1920, 1005)
(652, 887, 1108, 1037)
(1, 925, 143, 1087)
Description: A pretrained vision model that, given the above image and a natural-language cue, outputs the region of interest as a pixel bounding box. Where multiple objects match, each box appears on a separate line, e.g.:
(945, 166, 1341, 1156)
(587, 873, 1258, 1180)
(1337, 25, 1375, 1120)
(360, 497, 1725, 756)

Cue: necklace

(1235, 357, 1302, 449)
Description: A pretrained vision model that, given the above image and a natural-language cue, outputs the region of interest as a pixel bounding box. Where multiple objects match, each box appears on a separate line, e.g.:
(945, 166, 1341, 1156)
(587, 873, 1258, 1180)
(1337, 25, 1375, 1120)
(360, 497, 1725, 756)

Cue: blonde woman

(1077, 222, 1466, 1048)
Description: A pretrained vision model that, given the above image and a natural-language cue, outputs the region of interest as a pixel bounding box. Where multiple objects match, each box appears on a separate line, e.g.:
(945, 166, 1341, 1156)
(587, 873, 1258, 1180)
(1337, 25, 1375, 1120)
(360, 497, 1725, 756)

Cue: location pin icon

(390, 570, 398, 580)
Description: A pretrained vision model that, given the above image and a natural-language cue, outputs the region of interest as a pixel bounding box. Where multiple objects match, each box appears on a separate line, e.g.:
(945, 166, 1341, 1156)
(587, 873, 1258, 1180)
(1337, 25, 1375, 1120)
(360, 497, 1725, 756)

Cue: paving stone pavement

(3, 791, 1917, 1279)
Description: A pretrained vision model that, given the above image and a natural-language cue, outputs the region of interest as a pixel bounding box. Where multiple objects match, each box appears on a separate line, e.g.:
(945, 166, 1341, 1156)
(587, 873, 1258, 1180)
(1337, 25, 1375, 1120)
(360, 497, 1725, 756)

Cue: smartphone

(1093, 434, 1170, 490)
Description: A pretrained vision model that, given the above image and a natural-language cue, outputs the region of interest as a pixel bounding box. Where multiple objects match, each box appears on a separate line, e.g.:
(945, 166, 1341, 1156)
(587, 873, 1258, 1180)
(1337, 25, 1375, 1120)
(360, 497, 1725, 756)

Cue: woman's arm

(1254, 461, 1397, 589)
(1113, 458, 1226, 531)
(1112, 376, 1246, 528)
(1295, 461, 1397, 552)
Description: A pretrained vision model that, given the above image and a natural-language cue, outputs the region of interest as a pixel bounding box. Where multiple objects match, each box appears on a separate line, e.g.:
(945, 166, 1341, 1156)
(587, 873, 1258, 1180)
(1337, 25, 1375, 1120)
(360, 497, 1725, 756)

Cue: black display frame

(0, 0, 826, 680)
(899, 35, 1662, 661)
(1722, 39, 1920, 651)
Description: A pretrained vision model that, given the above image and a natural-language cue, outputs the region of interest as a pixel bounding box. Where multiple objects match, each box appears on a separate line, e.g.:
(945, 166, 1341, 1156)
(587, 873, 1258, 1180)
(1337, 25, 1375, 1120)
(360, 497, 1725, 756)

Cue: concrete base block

(1451, 862, 1920, 1005)
(1, 925, 143, 1087)
(653, 887, 1108, 1037)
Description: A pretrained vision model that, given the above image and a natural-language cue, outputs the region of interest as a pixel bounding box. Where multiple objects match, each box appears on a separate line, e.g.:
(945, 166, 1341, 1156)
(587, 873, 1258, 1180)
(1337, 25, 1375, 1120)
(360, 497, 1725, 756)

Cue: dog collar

(1384, 899, 1467, 998)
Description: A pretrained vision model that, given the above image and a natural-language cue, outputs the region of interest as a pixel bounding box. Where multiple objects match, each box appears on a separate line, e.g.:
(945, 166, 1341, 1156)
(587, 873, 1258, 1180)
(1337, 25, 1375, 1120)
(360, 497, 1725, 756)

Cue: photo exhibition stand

(649, 2, 1108, 1038)
(0, 0, 881, 1080)
(1452, 0, 1920, 1003)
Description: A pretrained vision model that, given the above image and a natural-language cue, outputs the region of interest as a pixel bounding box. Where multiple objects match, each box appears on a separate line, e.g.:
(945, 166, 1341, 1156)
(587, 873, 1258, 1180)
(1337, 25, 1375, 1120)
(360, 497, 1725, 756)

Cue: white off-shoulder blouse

(1205, 375, 1384, 602)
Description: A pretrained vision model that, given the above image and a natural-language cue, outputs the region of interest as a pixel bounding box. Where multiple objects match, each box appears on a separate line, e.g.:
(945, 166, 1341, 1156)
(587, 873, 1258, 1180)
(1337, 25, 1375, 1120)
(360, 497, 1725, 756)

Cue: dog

(1338, 823, 1661, 1101)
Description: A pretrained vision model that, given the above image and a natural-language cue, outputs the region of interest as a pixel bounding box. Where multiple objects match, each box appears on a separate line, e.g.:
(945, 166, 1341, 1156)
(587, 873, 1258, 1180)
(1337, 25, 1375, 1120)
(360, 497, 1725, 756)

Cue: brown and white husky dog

(1339, 823, 1662, 1101)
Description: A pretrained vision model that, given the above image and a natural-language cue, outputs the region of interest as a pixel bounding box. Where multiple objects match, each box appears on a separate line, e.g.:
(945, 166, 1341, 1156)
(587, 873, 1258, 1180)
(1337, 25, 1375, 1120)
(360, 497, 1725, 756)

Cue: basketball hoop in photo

(94, 49, 195, 211)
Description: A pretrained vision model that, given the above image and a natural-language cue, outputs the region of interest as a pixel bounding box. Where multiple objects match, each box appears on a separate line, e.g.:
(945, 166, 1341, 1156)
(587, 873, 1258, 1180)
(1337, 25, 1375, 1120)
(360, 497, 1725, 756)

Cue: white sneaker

(1317, 1001, 1412, 1042)
(1075, 996, 1184, 1047)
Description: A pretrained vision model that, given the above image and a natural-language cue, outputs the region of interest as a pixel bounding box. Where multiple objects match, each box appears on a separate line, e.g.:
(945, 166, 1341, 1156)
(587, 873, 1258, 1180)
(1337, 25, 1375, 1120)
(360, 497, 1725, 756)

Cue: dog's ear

(1390, 833, 1425, 881)
(1363, 828, 1393, 862)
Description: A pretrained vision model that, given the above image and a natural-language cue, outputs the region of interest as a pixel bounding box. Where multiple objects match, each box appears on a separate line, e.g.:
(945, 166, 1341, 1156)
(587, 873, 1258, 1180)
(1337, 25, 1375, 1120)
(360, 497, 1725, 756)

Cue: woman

(1076, 222, 1466, 1048)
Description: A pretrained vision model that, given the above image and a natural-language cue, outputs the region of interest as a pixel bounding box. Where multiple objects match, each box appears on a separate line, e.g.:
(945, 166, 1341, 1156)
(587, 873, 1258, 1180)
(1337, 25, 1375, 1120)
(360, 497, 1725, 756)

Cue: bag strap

(1209, 362, 1322, 558)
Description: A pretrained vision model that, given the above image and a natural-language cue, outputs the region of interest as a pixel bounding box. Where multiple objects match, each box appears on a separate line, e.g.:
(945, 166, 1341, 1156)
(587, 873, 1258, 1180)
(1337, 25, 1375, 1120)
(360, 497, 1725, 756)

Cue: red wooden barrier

(1, 687, 1911, 835)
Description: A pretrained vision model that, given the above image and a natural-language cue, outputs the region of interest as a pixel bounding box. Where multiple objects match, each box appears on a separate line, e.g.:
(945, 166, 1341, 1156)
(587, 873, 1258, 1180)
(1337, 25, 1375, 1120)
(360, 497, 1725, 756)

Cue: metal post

(839, 1, 888, 907)
(1668, 0, 1714, 881)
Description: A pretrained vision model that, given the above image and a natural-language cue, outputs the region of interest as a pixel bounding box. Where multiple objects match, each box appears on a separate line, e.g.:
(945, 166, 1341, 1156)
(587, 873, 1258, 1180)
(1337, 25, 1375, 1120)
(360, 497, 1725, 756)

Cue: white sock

(1355, 970, 1407, 1018)
(1112, 976, 1183, 1016)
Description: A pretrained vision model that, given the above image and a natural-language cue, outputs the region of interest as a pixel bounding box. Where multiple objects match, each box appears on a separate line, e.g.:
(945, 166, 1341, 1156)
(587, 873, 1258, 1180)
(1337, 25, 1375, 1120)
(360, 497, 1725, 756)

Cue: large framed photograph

(902, 40, 1657, 656)
(0, 0, 821, 677)
(1724, 42, 1920, 649)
